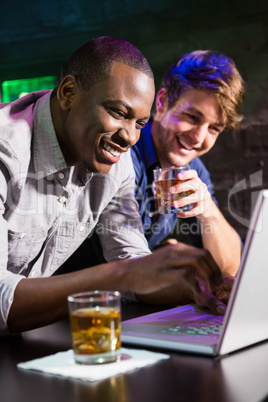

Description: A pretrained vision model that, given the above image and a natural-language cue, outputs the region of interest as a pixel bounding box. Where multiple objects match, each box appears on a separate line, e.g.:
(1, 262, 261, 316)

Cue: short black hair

(55, 36, 154, 91)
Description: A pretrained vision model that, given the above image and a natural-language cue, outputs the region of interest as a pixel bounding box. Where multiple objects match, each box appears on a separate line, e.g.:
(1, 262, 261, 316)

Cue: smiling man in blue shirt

(131, 50, 245, 278)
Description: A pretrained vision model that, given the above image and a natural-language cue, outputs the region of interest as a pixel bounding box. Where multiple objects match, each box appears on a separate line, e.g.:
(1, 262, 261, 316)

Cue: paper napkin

(17, 348, 170, 382)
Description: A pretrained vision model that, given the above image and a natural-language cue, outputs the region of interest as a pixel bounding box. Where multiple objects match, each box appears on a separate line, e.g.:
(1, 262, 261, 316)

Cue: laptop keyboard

(159, 323, 223, 337)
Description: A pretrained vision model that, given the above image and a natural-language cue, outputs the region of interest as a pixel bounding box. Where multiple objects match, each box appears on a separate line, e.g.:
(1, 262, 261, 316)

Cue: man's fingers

(131, 243, 222, 301)
(159, 243, 222, 291)
(181, 248, 221, 291)
(189, 276, 227, 315)
(153, 238, 178, 250)
(194, 291, 227, 315)
(214, 276, 235, 304)
(205, 294, 226, 315)
(222, 276, 235, 290)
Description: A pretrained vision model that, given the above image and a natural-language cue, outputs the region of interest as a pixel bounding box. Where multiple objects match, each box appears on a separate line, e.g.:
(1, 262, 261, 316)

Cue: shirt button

(79, 225, 85, 232)
(19, 232, 26, 239)
(58, 196, 67, 203)
(58, 172, 65, 180)
(30, 270, 36, 278)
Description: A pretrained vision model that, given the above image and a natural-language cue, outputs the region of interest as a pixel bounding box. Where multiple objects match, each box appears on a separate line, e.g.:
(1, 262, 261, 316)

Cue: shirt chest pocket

(49, 221, 93, 272)
(8, 228, 47, 274)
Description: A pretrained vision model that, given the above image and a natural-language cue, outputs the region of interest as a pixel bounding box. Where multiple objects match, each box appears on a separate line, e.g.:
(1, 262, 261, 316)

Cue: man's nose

(190, 124, 208, 148)
(117, 123, 139, 148)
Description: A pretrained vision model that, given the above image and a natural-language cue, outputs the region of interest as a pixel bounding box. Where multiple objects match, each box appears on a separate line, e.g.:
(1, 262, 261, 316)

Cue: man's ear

(155, 88, 168, 113)
(57, 75, 77, 111)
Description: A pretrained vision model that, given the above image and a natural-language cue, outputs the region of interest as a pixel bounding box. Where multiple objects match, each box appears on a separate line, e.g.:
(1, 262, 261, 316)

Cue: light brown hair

(160, 50, 245, 130)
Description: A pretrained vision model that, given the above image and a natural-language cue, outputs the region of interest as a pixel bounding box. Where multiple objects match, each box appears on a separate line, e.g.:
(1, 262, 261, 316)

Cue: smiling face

(151, 88, 226, 168)
(52, 61, 155, 173)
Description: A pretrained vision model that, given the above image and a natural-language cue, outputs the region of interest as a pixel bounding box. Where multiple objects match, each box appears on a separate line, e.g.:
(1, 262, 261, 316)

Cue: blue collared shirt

(131, 122, 218, 250)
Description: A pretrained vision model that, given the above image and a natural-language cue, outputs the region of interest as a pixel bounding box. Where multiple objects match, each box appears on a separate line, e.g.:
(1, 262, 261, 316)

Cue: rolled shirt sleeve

(96, 153, 151, 261)
(0, 191, 25, 336)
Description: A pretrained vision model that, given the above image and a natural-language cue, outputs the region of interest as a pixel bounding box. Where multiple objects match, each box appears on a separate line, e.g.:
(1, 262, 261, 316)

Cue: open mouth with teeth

(103, 142, 121, 156)
(177, 137, 194, 151)
(102, 141, 123, 163)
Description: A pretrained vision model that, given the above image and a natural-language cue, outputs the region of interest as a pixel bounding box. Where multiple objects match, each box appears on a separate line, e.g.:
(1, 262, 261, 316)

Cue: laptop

(122, 190, 268, 356)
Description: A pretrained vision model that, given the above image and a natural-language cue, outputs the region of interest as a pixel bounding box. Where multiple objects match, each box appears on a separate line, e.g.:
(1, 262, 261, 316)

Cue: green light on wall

(1, 76, 57, 103)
